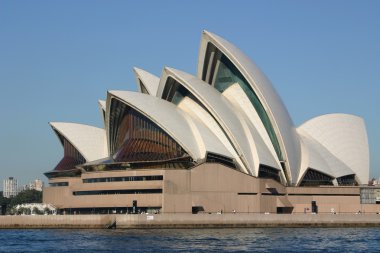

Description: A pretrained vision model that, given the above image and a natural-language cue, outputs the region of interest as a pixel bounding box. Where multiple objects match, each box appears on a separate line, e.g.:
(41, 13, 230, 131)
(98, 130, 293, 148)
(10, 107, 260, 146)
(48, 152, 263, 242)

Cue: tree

(0, 195, 11, 215)
(32, 207, 43, 215)
(17, 207, 26, 215)
(9, 189, 42, 208)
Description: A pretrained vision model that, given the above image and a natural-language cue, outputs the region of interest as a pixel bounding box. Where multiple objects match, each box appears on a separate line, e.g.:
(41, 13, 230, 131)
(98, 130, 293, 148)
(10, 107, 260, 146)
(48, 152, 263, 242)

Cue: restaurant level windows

(300, 169, 334, 187)
(258, 165, 281, 182)
(109, 98, 189, 162)
(49, 182, 69, 187)
(73, 189, 162, 196)
(83, 175, 163, 183)
(53, 137, 86, 171)
(337, 174, 358, 186)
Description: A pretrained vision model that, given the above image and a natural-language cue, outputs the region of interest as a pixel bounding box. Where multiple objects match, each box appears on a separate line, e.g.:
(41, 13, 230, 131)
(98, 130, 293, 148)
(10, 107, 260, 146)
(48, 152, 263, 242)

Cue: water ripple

(0, 228, 378, 252)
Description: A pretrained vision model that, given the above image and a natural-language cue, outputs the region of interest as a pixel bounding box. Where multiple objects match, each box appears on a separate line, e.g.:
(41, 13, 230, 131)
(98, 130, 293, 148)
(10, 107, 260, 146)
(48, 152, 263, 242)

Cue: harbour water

(0, 228, 378, 252)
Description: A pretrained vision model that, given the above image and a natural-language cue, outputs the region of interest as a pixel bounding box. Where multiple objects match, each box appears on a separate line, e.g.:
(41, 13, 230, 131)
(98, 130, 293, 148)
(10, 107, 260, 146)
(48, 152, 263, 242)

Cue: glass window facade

(258, 165, 281, 182)
(162, 77, 208, 112)
(162, 77, 190, 105)
(161, 77, 242, 170)
(360, 188, 380, 204)
(109, 98, 189, 163)
(202, 43, 283, 163)
(206, 152, 236, 169)
(337, 174, 358, 186)
(44, 169, 82, 179)
(54, 137, 86, 171)
(49, 182, 69, 187)
(300, 168, 334, 187)
(73, 189, 162, 196)
(83, 175, 163, 183)
(171, 85, 188, 105)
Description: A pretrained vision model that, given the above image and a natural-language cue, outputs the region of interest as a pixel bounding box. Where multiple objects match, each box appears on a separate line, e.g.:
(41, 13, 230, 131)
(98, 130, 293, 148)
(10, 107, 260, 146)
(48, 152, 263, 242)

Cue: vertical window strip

(202, 43, 283, 162)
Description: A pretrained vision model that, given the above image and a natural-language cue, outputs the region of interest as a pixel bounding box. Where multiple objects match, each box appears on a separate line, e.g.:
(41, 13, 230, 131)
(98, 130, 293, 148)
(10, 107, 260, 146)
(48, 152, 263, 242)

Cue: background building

(28, 179, 44, 192)
(21, 179, 44, 192)
(3, 177, 18, 198)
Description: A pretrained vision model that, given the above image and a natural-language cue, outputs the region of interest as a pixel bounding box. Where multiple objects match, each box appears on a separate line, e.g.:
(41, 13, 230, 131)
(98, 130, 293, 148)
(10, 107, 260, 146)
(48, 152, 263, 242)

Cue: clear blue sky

(0, 0, 379, 187)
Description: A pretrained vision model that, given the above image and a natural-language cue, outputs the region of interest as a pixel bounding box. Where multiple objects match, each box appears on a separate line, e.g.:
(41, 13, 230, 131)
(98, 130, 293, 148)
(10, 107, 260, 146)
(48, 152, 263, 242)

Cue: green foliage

(32, 206, 43, 215)
(43, 207, 51, 215)
(9, 189, 42, 208)
(0, 195, 11, 214)
(0, 195, 11, 206)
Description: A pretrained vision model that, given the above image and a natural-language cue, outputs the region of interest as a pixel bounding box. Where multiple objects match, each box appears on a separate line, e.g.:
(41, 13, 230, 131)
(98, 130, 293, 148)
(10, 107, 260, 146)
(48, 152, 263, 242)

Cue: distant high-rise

(21, 179, 44, 192)
(3, 177, 18, 198)
(29, 179, 44, 192)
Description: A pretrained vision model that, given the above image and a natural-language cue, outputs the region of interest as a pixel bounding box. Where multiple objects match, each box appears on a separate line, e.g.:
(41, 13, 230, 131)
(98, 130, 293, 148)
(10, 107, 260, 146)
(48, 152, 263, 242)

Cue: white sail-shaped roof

(297, 130, 356, 185)
(299, 114, 369, 184)
(133, 67, 160, 96)
(221, 83, 283, 173)
(197, 30, 301, 183)
(98, 100, 106, 128)
(47, 30, 370, 187)
(157, 67, 283, 176)
(175, 96, 244, 170)
(98, 100, 106, 111)
(106, 90, 233, 163)
(49, 122, 108, 162)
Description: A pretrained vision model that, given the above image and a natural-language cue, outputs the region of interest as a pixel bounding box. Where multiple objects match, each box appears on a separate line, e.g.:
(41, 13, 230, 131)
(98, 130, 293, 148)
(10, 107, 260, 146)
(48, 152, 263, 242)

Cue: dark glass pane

(83, 175, 163, 183)
(213, 54, 283, 162)
(49, 182, 69, 187)
(300, 169, 334, 187)
(337, 174, 358, 186)
(73, 189, 162, 196)
(139, 80, 149, 94)
(109, 98, 189, 163)
(171, 85, 189, 105)
(258, 165, 281, 182)
(206, 152, 237, 169)
(54, 138, 86, 171)
(44, 169, 82, 179)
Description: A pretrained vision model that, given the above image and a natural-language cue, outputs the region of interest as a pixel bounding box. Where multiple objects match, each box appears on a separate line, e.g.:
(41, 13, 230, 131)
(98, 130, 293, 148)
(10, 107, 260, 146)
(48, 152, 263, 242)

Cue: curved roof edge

(49, 122, 108, 162)
(299, 113, 369, 184)
(196, 30, 301, 183)
(175, 96, 242, 167)
(133, 67, 160, 96)
(98, 100, 106, 128)
(157, 67, 265, 175)
(98, 100, 106, 111)
(106, 90, 233, 163)
(221, 83, 282, 172)
(297, 129, 355, 185)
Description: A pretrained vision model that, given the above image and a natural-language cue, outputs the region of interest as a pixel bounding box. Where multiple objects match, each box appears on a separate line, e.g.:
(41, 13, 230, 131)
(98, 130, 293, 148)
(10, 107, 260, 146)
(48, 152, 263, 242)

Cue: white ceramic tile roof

(297, 130, 355, 184)
(133, 67, 160, 96)
(98, 100, 106, 128)
(98, 100, 106, 111)
(222, 83, 282, 173)
(157, 67, 264, 175)
(197, 30, 301, 183)
(107, 90, 233, 163)
(299, 114, 369, 184)
(50, 122, 108, 162)
(48, 30, 370, 187)
(176, 96, 246, 173)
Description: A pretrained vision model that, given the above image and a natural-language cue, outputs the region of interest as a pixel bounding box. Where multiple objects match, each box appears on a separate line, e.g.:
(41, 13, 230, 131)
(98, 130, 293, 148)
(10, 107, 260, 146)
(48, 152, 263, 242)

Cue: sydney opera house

(43, 31, 380, 214)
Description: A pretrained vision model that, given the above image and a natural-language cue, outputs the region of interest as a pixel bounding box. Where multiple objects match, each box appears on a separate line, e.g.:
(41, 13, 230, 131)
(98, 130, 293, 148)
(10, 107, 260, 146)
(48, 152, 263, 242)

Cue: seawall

(1, 213, 380, 229)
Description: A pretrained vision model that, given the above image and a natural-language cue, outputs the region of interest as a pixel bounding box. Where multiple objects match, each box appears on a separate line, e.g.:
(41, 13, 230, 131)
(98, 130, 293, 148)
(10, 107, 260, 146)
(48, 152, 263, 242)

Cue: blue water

(0, 228, 378, 252)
